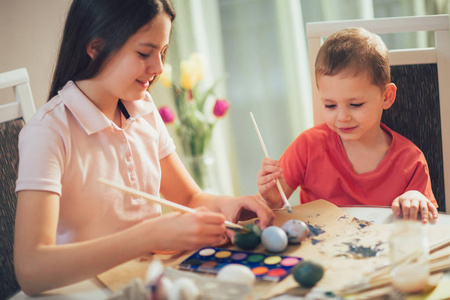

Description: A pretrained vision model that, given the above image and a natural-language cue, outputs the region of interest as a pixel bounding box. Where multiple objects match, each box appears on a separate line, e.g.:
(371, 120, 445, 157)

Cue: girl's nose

(147, 54, 164, 76)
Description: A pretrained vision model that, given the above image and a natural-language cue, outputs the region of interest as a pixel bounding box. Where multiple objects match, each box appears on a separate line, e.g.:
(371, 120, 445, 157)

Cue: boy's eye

(138, 52, 151, 58)
(324, 104, 336, 109)
(350, 103, 364, 108)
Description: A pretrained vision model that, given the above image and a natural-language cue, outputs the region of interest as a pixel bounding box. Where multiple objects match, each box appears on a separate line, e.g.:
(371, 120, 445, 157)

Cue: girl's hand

(150, 207, 227, 251)
(257, 158, 286, 209)
(391, 190, 439, 224)
(215, 195, 275, 238)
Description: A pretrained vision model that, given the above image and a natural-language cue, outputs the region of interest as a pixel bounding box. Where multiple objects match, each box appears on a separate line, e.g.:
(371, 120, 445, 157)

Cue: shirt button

(126, 155, 132, 162)
(121, 137, 126, 144)
(130, 175, 136, 181)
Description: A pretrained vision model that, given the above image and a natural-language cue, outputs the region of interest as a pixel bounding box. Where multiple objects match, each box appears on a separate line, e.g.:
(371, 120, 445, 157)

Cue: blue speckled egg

(281, 219, 310, 244)
(261, 226, 288, 253)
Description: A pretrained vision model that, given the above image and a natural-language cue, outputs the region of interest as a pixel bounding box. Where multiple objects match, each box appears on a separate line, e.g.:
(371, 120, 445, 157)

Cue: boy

(257, 27, 438, 223)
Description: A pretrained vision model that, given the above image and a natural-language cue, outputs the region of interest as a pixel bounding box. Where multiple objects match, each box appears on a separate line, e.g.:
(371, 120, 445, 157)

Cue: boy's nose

(337, 107, 352, 122)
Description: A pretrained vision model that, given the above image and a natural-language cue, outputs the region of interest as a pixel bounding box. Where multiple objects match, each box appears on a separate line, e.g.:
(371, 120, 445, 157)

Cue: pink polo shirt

(16, 81, 176, 244)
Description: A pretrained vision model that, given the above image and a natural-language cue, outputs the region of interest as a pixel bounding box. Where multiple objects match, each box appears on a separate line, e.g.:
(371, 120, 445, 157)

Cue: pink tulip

(213, 99, 230, 117)
(158, 106, 175, 123)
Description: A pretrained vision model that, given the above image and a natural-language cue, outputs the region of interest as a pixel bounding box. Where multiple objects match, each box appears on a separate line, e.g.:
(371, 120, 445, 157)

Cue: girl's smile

(136, 79, 151, 89)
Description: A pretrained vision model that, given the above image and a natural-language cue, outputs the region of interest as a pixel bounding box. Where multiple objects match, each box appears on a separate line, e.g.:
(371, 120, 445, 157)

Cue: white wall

(0, 0, 72, 108)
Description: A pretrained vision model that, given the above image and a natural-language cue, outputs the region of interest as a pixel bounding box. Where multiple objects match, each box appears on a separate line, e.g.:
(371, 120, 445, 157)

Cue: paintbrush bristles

(250, 112, 293, 213)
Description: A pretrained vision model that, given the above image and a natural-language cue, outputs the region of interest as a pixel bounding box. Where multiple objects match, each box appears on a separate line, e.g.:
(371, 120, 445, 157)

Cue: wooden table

(10, 201, 450, 300)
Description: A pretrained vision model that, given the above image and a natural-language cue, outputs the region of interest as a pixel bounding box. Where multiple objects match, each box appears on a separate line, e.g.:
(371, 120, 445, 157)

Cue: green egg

(292, 260, 324, 288)
(233, 224, 261, 250)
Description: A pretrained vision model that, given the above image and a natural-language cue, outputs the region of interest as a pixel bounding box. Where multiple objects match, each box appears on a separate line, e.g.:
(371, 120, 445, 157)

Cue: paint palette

(178, 247, 302, 282)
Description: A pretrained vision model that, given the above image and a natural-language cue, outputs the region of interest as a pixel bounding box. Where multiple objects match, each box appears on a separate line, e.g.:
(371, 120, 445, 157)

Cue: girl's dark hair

(48, 0, 175, 101)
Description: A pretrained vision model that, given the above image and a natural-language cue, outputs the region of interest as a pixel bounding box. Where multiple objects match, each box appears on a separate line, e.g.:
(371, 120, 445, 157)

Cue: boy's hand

(391, 190, 438, 224)
(257, 158, 285, 209)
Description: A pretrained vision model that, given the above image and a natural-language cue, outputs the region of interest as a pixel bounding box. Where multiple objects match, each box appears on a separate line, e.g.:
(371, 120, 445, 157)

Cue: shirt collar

(60, 81, 155, 135)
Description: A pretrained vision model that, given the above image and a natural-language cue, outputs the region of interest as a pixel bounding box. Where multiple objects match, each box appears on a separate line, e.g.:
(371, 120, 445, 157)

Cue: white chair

(306, 15, 450, 212)
(0, 68, 36, 299)
(0, 68, 36, 123)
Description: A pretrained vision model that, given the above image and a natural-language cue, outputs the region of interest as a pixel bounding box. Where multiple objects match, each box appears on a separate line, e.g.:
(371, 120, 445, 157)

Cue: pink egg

(281, 219, 310, 244)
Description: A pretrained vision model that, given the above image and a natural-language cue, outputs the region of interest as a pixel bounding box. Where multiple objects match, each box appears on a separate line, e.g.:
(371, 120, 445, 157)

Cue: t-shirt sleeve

(15, 121, 64, 195)
(405, 154, 438, 207)
(279, 133, 308, 190)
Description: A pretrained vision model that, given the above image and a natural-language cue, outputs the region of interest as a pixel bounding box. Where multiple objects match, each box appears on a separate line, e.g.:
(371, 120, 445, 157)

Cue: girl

(14, 0, 274, 295)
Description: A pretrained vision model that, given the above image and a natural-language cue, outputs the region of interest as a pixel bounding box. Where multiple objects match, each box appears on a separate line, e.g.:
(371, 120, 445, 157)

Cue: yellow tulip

(181, 53, 207, 89)
(160, 64, 173, 88)
(181, 60, 197, 90)
(189, 53, 205, 81)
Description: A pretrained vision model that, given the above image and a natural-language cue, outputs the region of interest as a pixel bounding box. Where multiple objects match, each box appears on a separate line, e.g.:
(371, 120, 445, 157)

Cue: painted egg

(168, 277, 200, 300)
(261, 226, 288, 253)
(157, 277, 173, 300)
(292, 260, 324, 288)
(281, 219, 310, 244)
(233, 224, 262, 250)
(217, 264, 256, 286)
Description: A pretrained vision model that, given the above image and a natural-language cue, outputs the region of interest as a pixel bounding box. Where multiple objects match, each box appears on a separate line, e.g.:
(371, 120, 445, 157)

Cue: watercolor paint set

(178, 247, 302, 282)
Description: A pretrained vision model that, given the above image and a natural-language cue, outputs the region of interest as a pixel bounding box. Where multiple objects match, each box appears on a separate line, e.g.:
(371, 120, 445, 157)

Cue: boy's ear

(382, 83, 397, 110)
(86, 38, 103, 60)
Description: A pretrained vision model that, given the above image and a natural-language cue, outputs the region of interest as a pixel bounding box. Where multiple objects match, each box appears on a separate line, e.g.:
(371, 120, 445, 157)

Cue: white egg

(217, 264, 256, 286)
(281, 219, 310, 244)
(156, 277, 173, 300)
(261, 226, 288, 252)
(168, 277, 200, 300)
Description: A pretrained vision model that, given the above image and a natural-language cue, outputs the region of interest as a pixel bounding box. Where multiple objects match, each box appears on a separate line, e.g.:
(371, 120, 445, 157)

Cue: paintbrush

(249, 112, 293, 213)
(97, 177, 249, 233)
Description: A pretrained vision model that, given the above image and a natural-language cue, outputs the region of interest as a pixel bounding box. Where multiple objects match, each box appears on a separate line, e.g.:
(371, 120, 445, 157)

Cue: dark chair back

(0, 118, 25, 299)
(0, 68, 36, 299)
(382, 64, 445, 210)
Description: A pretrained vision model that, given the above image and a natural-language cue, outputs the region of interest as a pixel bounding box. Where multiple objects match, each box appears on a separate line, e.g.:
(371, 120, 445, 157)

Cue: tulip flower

(189, 53, 205, 81)
(158, 106, 175, 124)
(213, 99, 230, 118)
(156, 52, 230, 166)
(180, 60, 197, 90)
(159, 64, 173, 88)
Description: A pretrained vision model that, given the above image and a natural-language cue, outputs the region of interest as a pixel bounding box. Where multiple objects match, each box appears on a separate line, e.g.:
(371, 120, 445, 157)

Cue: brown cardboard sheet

(97, 199, 450, 299)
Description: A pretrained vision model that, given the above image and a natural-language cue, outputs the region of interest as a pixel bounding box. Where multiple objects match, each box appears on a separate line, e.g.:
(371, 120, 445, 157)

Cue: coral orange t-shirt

(279, 123, 437, 207)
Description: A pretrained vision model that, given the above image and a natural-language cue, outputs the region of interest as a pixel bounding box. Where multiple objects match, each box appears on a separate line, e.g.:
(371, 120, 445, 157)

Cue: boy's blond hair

(315, 27, 390, 91)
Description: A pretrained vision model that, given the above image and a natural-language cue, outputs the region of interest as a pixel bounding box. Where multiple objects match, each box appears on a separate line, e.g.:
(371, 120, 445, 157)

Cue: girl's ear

(86, 38, 103, 60)
(382, 83, 397, 110)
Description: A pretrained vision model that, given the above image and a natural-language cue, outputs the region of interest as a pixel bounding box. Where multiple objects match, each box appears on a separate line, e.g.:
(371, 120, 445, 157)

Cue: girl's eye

(324, 104, 336, 109)
(138, 52, 150, 58)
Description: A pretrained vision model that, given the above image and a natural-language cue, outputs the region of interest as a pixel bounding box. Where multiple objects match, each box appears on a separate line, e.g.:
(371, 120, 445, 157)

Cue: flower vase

(184, 154, 218, 193)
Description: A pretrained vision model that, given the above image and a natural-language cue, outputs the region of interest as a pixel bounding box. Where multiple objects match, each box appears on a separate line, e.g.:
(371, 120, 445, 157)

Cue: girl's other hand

(391, 190, 439, 224)
(150, 207, 226, 251)
(215, 194, 275, 240)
